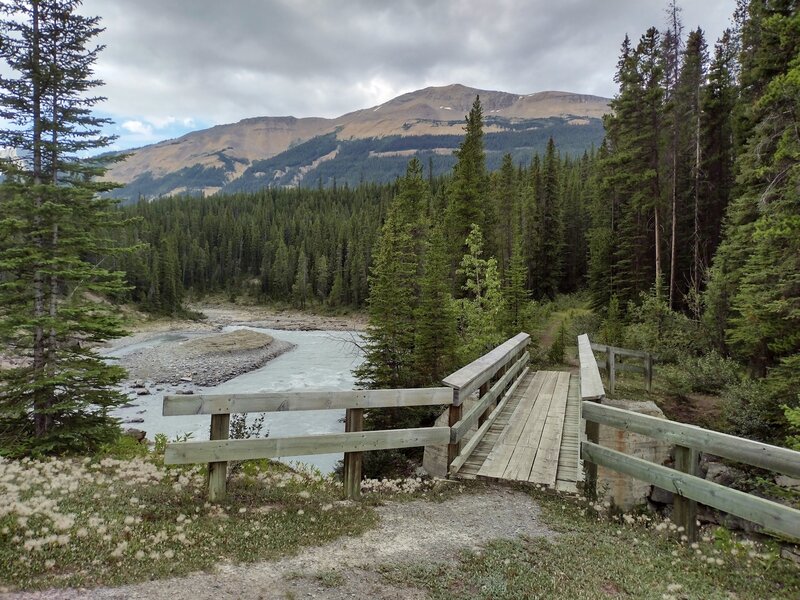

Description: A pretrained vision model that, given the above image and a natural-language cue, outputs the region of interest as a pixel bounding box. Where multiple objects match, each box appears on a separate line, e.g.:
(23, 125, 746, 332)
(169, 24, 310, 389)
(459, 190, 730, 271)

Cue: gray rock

(125, 418, 144, 424)
(705, 462, 746, 487)
(775, 475, 800, 490)
(135, 388, 150, 396)
(124, 428, 147, 442)
(650, 486, 674, 505)
(781, 546, 800, 566)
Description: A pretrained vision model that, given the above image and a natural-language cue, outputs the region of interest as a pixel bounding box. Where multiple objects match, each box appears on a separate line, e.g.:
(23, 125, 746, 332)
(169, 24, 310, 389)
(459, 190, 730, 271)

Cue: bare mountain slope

(106, 84, 609, 199)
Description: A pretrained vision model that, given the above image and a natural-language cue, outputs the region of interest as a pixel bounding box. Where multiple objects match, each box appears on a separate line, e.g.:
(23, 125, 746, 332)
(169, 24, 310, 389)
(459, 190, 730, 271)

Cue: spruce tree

(445, 95, 488, 286)
(532, 137, 563, 299)
(502, 237, 530, 336)
(705, 0, 799, 439)
(355, 160, 426, 389)
(413, 225, 458, 385)
(0, 0, 129, 454)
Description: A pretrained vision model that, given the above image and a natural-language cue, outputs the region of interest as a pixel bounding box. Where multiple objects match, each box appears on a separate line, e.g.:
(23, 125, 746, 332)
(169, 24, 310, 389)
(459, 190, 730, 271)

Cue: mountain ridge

(106, 84, 610, 200)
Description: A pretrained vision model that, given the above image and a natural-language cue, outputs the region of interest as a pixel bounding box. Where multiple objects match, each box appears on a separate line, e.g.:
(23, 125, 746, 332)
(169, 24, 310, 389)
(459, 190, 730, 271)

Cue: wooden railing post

(208, 413, 230, 502)
(673, 445, 699, 541)
(644, 353, 653, 392)
(477, 381, 491, 427)
(447, 391, 462, 469)
(343, 408, 364, 499)
(608, 348, 616, 394)
(584, 413, 599, 500)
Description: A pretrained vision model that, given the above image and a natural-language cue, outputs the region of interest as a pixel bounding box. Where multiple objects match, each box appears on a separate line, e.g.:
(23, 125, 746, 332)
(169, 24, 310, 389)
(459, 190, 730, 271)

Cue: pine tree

(291, 247, 309, 309)
(0, 0, 130, 454)
(413, 225, 458, 385)
(705, 0, 800, 439)
(502, 237, 530, 336)
(492, 153, 516, 273)
(456, 224, 504, 362)
(445, 95, 488, 287)
(355, 160, 426, 389)
(532, 137, 563, 299)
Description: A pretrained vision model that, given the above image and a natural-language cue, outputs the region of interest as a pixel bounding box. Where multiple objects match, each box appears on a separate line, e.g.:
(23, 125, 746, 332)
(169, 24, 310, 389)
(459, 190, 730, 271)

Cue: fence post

(608, 348, 616, 394)
(673, 445, 699, 541)
(343, 408, 364, 499)
(584, 412, 600, 500)
(208, 413, 230, 502)
(447, 389, 462, 471)
(644, 353, 653, 392)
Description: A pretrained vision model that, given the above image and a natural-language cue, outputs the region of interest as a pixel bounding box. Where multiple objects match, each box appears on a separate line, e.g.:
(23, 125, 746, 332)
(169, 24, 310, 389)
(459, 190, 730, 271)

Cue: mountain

(106, 84, 609, 201)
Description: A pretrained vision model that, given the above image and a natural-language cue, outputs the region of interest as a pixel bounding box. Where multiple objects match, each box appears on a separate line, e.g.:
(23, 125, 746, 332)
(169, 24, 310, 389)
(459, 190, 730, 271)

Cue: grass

(0, 452, 377, 591)
(182, 329, 274, 356)
(378, 484, 800, 600)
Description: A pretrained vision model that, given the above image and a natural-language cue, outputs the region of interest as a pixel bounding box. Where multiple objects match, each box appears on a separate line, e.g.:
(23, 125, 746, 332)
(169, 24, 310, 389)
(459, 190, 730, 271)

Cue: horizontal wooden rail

(582, 401, 800, 479)
(578, 334, 604, 400)
(163, 387, 453, 416)
(443, 332, 530, 406)
(450, 352, 529, 443)
(582, 442, 800, 540)
(590, 342, 652, 359)
(165, 427, 451, 465)
(596, 359, 646, 374)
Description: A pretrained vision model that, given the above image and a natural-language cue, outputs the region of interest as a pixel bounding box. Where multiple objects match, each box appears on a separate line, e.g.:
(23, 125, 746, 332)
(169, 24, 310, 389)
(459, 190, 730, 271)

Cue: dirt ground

(7, 486, 554, 600)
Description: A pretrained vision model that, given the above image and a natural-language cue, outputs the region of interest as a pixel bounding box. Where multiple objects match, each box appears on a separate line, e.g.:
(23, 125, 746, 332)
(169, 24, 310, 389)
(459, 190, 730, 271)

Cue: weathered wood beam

(163, 387, 453, 416)
(581, 401, 800, 479)
(582, 442, 800, 540)
(165, 427, 451, 465)
(442, 332, 530, 406)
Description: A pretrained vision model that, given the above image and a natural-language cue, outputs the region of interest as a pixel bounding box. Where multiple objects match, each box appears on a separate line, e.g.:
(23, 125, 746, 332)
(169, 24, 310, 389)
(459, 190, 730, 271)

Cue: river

(109, 326, 364, 473)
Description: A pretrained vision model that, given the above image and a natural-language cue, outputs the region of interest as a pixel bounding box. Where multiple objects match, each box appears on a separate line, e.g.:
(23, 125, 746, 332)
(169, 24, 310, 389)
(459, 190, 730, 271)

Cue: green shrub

(624, 291, 699, 362)
(660, 351, 740, 398)
(721, 378, 785, 443)
(784, 404, 800, 451)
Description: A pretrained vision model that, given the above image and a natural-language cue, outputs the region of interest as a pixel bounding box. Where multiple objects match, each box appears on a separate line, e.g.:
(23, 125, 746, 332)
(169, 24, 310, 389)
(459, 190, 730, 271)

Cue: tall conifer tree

(0, 0, 129, 453)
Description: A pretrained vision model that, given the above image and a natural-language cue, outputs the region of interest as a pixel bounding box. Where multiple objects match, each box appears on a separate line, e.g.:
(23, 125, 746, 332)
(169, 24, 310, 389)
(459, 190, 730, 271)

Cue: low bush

(660, 351, 741, 398)
(720, 378, 786, 444)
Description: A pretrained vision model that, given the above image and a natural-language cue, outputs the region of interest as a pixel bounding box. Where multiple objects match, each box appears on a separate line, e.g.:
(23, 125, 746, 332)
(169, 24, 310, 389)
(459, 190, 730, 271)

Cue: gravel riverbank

(118, 329, 296, 387)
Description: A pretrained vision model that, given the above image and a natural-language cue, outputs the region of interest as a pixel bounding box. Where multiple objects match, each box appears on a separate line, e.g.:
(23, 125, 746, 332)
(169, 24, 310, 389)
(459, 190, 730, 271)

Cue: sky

(79, 0, 738, 151)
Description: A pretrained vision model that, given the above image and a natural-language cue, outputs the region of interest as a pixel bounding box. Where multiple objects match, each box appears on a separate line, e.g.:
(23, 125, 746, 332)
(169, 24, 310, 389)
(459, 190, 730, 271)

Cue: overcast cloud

(79, 0, 737, 150)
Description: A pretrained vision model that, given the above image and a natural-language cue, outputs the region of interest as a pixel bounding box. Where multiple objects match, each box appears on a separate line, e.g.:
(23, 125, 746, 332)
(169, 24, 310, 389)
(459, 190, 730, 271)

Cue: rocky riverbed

(116, 329, 295, 387)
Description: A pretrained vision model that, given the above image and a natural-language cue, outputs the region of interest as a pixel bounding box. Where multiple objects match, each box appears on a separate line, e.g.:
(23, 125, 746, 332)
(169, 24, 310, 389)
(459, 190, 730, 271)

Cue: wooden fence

(589, 341, 655, 393)
(162, 333, 530, 501)
(577, 334, 800, 542)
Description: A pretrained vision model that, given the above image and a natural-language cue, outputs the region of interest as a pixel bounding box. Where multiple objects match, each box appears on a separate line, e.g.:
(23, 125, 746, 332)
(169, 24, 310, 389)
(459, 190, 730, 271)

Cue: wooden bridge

(448, 369, 581, 492)
(162, 332, 800, 543)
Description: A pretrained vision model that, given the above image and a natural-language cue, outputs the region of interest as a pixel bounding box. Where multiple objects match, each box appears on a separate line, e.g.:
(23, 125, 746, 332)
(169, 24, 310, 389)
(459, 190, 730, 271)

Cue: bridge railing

(162, 333, 530, 501)
(589, 340, 655, 393)
(163, 387, 453, 501)
(442, 332, 531, 472)
(577, 334, 800, 542)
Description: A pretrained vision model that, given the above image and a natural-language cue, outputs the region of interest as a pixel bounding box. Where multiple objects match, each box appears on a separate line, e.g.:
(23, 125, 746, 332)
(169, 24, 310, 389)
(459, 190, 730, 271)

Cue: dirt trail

(9, 487, 554, 600)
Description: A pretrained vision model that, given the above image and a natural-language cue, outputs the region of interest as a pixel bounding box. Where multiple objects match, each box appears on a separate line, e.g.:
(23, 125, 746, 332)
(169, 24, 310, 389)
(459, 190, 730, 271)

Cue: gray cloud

(81, 0, 736, 137)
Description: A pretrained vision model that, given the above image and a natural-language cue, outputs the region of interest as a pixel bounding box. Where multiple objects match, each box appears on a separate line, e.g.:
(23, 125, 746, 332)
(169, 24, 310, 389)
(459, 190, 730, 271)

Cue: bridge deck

(454, 370, 582, 492)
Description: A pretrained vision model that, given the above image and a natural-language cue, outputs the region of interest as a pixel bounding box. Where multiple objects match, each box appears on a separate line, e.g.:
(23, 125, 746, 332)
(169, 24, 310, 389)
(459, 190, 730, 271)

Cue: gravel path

(6, 487, 554, 600)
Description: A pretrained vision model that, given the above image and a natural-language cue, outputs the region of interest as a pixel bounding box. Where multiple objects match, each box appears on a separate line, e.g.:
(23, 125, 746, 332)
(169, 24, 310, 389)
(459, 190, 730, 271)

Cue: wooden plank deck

(453, 370, 581, 492)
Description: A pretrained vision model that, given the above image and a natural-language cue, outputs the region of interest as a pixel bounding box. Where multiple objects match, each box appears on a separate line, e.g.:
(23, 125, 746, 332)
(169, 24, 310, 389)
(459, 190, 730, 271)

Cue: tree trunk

(692, 78, 702, 300)
(31, 0, 50, 437)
